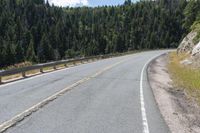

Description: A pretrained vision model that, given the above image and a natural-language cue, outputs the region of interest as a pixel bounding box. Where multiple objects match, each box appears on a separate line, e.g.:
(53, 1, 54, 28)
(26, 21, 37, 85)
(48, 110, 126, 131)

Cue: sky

(48, 0, 139, 7)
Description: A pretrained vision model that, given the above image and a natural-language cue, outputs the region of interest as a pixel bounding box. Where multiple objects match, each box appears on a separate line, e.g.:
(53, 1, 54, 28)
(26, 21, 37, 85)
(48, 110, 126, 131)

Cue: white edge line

(140, 53, 167, 133)
(140, 60, 150, 133)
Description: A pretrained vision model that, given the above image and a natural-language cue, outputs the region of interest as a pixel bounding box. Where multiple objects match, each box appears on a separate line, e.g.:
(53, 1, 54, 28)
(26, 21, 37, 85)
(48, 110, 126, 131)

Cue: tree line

(0, 0, 189, 67)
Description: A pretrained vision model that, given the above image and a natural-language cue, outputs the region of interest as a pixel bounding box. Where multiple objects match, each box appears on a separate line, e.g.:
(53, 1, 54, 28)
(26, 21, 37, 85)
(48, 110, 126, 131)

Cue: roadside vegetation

(168, 0, 200, 103)
(168, 52, 200, 103)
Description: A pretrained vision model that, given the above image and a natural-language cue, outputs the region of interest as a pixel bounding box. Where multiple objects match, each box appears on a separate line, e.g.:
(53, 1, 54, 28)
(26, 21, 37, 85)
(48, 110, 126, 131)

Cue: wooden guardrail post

(0, 76, 2, 84)
(40, 68, 43, 73)
(53, 65, 57, 70)
(64, 64, 68, 67)
(22, 72, 26, 78)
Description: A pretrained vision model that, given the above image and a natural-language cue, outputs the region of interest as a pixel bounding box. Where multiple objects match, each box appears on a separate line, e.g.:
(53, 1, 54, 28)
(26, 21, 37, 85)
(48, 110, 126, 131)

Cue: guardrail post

(64, 64, 68, 67)
(22, 72, 26, 78)
(0, 76, 2, 84)
(40, 68, 43, 73)
(53, 65, 57, 70)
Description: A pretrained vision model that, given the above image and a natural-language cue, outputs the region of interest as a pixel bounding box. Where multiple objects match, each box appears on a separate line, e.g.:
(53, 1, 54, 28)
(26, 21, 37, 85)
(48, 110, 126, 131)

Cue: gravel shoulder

(147, 54, 200, 133)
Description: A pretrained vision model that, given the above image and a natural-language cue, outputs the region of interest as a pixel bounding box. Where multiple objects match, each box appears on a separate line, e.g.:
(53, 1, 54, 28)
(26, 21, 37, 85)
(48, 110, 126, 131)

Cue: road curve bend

(0, 51, 170, 133)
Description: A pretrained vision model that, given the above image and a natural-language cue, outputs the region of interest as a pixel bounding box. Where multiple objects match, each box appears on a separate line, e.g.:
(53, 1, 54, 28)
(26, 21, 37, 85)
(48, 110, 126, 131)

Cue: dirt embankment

(147, 54, 200, 133)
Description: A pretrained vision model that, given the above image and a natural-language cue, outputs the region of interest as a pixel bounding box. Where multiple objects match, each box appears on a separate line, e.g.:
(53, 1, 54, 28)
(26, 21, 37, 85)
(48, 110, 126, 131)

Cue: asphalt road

(0, 51, 170, 133)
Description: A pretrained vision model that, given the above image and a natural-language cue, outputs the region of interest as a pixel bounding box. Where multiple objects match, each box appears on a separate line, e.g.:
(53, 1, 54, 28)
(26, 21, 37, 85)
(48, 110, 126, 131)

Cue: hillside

(170, 0, 200, 103)
(177, 0, 200, 67)
(0, 0, 188, 68)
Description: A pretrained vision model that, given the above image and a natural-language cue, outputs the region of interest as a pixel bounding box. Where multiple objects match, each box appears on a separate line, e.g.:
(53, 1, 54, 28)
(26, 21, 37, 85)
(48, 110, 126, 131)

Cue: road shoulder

(147, 54, 200, 133)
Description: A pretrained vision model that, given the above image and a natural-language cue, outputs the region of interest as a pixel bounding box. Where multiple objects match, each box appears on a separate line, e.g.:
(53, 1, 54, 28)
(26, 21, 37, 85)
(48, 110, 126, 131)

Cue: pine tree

(39, 34, 54, 62)
(5, 42, 16, 65)
(183, 0, 200, 30)
(16, 42, 24, 62)
(124, 0, 131, 6)
(26, 36, 37, 62)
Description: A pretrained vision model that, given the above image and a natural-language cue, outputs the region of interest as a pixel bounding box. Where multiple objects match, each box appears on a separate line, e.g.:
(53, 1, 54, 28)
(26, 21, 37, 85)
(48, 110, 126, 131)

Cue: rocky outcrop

(191, 42, 200, 67)
(177, 30, 200, 68)
(177, 31, 197, 54)
(192, 42, 200, 56)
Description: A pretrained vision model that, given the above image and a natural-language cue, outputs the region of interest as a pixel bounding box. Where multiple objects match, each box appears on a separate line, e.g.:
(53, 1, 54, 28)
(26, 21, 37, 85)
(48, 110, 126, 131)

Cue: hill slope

(0, 0, 188, 67)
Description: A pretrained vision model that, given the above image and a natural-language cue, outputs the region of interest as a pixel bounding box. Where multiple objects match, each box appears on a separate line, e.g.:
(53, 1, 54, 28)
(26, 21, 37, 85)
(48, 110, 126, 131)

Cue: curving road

(0, 51, 169, 133)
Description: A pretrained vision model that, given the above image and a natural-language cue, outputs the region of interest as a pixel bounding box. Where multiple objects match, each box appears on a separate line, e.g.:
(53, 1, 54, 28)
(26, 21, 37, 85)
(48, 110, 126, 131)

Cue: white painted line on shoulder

(140, 52, 166, 133)
(140, 61, 150, 133)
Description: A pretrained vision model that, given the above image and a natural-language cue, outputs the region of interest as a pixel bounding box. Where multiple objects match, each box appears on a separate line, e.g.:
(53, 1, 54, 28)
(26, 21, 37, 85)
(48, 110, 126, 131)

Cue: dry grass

(2, 74, 22, 81)
(168, 52, 200, 103)
(26, 69, 41, 76)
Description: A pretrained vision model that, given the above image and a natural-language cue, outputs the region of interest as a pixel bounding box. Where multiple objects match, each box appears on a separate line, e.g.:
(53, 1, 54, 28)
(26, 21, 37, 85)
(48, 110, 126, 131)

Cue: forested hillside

(0, 0, 188, 67)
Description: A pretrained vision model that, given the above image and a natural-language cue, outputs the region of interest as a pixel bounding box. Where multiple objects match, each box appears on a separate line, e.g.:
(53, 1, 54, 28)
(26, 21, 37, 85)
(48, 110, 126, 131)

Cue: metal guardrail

(0, 54, 120, 84)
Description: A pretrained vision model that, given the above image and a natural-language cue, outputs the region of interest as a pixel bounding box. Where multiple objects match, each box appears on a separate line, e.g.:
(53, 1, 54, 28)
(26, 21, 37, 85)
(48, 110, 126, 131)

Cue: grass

(2, 74, 22, 81)
(26, 69, 41, 76)
(168, 52, 200, 103)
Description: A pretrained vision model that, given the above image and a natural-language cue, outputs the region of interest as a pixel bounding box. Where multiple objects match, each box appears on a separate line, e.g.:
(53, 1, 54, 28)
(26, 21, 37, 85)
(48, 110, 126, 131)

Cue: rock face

(177, 31, 197, 54)
(177, 31, 200, 68)
(192, 42, 200, 56)
(191, 42, 200, 68)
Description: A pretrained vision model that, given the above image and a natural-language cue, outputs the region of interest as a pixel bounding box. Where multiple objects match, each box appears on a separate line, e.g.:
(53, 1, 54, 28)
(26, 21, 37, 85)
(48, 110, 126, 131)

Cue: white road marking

(140, 53, 166, 133)
(140, 60, 150, 133)
(0, 60, 124, 133)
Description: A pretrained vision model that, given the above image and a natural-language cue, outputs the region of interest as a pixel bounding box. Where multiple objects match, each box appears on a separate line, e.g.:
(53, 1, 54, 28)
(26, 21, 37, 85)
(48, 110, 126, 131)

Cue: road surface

(0, 51, 169, 133)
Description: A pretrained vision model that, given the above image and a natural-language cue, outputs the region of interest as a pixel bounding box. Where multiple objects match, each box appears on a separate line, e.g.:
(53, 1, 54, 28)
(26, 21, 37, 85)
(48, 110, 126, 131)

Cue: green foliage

(65, 49, 77, 59)
(26, 36, 37, 62)
(185, 0, 200, 45)
(5, 43, 16, 66)
(0, 0, 189, 67)
(16, 42, 24, 62)
(183, 0, 200, 30)
(38, 34, 54, 62)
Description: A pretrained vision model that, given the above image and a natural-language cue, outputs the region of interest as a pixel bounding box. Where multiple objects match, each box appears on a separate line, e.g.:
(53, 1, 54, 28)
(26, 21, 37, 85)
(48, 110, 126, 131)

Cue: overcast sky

(48, 0, 139, 7)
